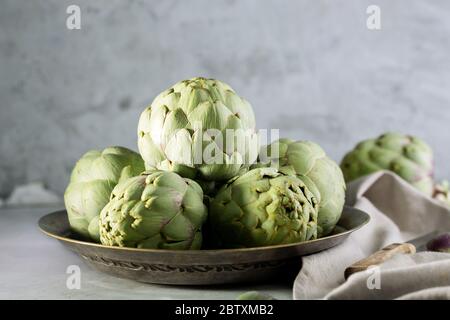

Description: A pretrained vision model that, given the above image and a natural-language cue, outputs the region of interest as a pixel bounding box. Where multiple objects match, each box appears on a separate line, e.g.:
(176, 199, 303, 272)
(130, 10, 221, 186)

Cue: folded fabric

(293, 171, 450, 300)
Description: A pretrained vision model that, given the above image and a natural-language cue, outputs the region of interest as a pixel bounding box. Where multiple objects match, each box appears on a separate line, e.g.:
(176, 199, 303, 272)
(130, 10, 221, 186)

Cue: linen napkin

(293, 171, 450, 300)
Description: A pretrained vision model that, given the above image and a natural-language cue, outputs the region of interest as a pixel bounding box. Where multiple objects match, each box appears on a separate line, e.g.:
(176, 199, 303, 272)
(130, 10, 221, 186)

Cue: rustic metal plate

(38, 206, 369, 285)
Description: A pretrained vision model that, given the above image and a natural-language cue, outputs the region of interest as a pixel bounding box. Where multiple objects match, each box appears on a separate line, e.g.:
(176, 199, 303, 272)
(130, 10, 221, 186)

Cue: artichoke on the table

(99, 170, 208, 250)
(253, 139, 346, 237)
(427, 233, 450, 253)
(137, 77, 258, 183)
(64, 147, 145, 242)
(209, 167, 319, 248)
(236, 291, 276, 300)
(433, 181, 450, 207)
(340, 132, 434, 196)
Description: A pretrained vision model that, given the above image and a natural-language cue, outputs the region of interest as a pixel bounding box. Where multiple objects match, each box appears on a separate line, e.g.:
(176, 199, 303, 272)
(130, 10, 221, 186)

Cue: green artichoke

(341, 132, 434, 195)
(64, 147, 145, 242)
(209, 167, 319, 248)
(99, 171, 208, 250)
(236, 291, 276, 300)
(137, 77, 258, 182)
(433, 181, 450, 206)
(427, 233, 450, 253)
(254, 139, 346, 237)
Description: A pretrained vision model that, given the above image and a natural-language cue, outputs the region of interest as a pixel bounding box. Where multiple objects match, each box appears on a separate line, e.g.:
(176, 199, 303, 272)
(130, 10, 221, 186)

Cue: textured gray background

(1, 0, 450, 198)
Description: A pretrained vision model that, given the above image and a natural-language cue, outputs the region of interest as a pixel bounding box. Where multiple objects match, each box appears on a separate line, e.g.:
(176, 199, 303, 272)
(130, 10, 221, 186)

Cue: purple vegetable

(426, 233, 450, 253)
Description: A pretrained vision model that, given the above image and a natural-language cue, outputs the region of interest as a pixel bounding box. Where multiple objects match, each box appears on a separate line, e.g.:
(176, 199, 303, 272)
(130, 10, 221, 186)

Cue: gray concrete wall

(1, 0, 450, 197)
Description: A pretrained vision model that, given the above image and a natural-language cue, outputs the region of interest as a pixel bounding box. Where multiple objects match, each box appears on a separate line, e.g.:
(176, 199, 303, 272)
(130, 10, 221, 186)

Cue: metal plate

(38, 206, 370, 285)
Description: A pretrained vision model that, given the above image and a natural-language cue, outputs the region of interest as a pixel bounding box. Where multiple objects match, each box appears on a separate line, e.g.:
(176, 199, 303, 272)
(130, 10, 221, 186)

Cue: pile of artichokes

(64, 77, 351, 250)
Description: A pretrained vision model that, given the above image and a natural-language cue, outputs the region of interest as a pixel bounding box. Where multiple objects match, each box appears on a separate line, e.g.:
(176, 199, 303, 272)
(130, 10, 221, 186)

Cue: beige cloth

(293, 171, 450, 300)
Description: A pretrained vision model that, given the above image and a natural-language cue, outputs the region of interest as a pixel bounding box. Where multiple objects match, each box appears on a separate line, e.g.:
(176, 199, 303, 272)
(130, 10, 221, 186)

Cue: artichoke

(209, 167, 319, 248)
(340, 132, 434, 195)
(253, 139, 346, 236)
(137, 77, 258, 182)
(427, 233, 450, 253)
(64, 147, 145, 242)
(433, 181, 450, 206)
(236, 291, 276, 300)
(99, 171, 208, 250)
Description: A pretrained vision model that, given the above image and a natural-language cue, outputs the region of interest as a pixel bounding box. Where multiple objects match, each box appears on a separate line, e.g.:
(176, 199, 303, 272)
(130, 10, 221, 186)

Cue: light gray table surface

(0, 205, 293, 300)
